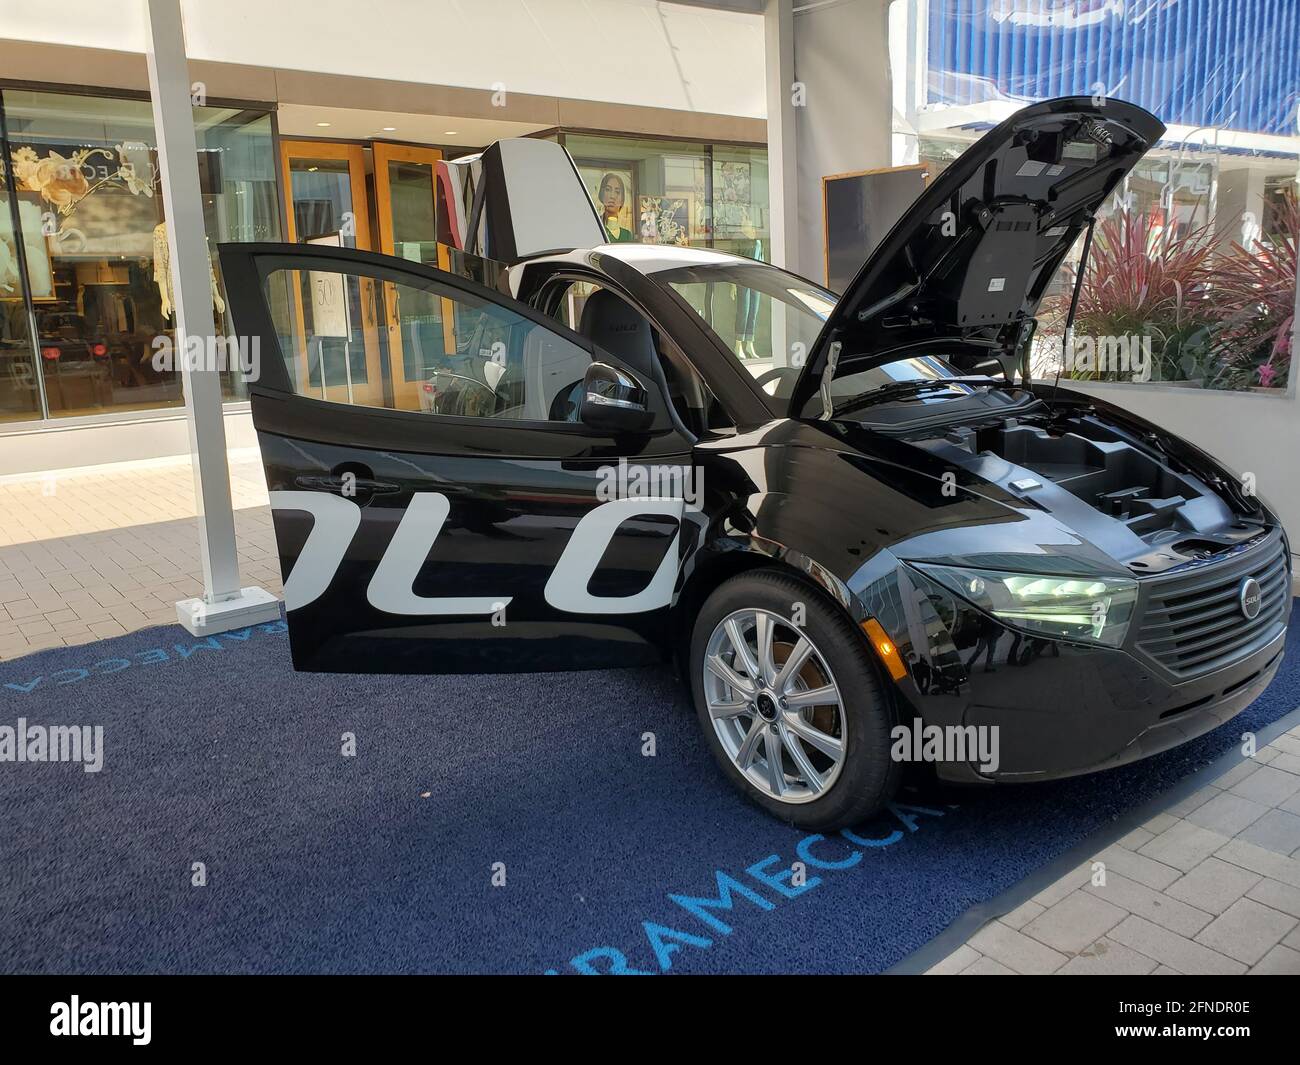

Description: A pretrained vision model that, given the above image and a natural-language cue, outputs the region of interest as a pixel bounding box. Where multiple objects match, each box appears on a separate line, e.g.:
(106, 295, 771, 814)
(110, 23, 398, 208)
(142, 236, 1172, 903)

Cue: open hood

(789, 97, 1165, 417)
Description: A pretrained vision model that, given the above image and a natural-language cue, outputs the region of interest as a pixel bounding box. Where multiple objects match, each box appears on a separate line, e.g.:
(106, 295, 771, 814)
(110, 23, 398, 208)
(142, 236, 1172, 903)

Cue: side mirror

(579, 361, 653, 433)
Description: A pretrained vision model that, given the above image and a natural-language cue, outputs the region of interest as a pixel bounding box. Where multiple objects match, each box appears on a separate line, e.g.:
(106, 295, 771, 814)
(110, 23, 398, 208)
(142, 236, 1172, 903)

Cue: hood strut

(1054, 214, 1097, 397)
(819, 342, 842, 420)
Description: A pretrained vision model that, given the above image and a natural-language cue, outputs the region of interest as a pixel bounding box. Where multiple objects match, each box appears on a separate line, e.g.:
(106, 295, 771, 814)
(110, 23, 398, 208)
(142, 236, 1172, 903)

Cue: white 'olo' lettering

(271, 491, 682, 615)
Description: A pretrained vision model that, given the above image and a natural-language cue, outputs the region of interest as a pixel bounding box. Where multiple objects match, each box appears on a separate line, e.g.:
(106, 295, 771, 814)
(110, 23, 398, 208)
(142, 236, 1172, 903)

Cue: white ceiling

(275, 103, 549, 149)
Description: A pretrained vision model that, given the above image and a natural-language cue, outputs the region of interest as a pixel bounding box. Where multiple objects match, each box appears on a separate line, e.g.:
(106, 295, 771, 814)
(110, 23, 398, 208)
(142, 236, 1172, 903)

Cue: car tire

(689, 569, 901, 830)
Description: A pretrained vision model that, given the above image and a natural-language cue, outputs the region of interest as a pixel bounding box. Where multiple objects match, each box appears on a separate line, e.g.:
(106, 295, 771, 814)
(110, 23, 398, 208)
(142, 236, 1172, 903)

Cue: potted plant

(1074, 208, 1220, 385)
(1208, 186, 1297, 392)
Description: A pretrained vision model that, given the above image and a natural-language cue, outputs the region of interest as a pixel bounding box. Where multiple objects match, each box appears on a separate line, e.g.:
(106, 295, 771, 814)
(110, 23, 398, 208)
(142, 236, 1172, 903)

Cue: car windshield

(652, 261, 983, 413)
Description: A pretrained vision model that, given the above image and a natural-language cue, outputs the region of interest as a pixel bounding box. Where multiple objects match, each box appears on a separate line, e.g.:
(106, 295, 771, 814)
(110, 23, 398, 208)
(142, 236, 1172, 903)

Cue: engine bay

(890, 406, 1268, 575)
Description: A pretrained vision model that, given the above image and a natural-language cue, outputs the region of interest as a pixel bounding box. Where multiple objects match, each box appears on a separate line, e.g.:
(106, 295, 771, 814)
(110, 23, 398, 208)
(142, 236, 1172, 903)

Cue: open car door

(219, 241, 692, 674)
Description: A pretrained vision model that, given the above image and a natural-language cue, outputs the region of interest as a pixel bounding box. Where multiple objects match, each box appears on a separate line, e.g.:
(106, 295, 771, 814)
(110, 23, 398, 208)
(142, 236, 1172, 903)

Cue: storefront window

(566, 134, 708, 247)
(711, 144, 769, 262)
(0, 184, 41, 422)
(0, 90, 279, 420)
(563, 133, 769, 260)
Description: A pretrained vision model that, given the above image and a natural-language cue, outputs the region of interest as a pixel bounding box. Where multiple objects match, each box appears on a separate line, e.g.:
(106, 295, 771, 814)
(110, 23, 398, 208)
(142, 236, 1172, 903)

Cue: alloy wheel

(701, 608, 847, 803)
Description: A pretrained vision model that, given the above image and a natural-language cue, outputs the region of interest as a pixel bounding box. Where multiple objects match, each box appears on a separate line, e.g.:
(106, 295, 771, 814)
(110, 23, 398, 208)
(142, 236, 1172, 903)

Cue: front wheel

(689, 571, 900, 830)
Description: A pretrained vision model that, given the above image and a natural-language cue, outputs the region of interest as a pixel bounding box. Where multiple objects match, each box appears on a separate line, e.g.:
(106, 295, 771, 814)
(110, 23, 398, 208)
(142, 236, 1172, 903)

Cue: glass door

(278, 140, 384, 407)
(373, 142, 441, 265)
(372, 142, 458, 411)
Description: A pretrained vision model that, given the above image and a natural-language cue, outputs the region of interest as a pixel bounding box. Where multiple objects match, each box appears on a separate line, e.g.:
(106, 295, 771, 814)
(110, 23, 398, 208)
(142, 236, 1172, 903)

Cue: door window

(264, 263, 593, 421)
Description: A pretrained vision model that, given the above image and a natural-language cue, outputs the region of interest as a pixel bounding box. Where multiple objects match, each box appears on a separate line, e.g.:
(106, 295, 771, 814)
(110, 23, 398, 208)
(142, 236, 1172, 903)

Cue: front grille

(1135, 534, 1290, 679)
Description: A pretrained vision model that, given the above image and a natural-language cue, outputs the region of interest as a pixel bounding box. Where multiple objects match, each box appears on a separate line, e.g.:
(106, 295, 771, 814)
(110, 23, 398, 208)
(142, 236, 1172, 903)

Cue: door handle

(295, 473, 401, 496)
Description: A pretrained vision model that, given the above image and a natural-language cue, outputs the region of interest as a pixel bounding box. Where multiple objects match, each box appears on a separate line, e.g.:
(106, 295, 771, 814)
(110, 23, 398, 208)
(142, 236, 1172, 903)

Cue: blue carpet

(1, 617, 1298, 975)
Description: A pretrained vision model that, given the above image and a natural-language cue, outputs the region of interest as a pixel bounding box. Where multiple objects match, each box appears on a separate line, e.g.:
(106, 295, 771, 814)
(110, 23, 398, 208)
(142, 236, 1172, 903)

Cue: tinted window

(264, 264, 592, 421)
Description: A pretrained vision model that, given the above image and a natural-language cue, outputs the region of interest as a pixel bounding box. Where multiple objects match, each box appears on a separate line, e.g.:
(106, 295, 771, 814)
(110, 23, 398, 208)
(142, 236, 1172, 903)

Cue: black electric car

(221, 98, 1291, 829)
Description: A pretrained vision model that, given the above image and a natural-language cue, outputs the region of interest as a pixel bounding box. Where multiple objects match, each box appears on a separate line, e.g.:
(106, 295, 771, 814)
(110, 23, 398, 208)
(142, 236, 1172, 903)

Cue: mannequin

(153, 221, 226, 320)
(733, 228, 762, 359)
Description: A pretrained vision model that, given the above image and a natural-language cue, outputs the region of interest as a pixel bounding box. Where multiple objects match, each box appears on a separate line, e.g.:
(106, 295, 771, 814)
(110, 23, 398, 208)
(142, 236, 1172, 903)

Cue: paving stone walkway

(0, 450, 280, 660)
(927, 724, 1300, 974)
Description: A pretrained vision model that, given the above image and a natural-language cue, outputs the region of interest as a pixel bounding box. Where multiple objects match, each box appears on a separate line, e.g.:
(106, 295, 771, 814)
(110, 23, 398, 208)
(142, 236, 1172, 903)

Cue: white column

(144, 0, 280, 635)
(763, 0, 800, 275)
(890, 0, 927, 167)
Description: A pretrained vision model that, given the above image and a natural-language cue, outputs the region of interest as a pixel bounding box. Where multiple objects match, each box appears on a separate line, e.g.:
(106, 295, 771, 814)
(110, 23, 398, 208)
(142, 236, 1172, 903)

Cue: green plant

(1039, 196, 1298, 391)
(1209, 185, 1297, 390)
(1067, 208, 1221, 382)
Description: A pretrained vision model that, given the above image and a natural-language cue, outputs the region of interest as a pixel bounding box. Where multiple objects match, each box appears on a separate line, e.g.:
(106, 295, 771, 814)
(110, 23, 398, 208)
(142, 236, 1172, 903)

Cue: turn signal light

(861, 617, 907, 681)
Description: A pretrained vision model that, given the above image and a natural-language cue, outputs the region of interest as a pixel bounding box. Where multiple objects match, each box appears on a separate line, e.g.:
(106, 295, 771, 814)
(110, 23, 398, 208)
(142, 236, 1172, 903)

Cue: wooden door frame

(278, 140, 383, 405)
(279, 140, 374, 248)
(821, 162, 929, 287)
(371, 141, 441, 255)
(371, 141, 453, 410)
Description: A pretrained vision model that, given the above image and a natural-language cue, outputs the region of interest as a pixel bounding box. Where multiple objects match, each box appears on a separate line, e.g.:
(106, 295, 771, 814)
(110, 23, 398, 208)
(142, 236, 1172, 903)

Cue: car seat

(549, 289, 668, 421)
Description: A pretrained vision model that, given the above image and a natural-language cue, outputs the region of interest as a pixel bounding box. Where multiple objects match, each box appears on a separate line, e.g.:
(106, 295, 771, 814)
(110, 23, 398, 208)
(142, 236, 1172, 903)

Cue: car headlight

(914, 564, 1137, 647)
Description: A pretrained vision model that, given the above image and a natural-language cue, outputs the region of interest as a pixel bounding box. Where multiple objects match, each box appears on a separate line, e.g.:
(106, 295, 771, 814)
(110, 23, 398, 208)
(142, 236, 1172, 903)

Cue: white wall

(1071, 381, 1300, 552)
(0, 408, 257, 477)
(2, 0, 767, 118)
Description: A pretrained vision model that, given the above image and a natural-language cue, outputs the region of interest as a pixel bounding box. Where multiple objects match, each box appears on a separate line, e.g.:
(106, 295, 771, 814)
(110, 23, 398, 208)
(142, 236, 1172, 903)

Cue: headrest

(578, 289, 658, 380)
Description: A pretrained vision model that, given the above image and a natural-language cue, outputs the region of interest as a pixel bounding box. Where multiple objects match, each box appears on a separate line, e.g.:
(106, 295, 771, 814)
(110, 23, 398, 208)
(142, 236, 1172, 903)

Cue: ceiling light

(382, 127, 397, 132)
(316, 122, 331, 127)
(443, 130, 459, 135)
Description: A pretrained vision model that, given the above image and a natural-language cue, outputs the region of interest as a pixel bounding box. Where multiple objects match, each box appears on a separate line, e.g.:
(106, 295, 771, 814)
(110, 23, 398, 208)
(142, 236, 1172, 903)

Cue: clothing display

(152, 222, 226, 320)
(733, 237, 762, 358)
(81, 286, 136, 335)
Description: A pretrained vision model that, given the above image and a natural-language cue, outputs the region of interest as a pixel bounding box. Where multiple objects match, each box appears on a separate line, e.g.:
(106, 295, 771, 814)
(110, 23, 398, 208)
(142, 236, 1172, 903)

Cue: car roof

(523, 243, 753, 276)
(590, 243, 751, 274)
